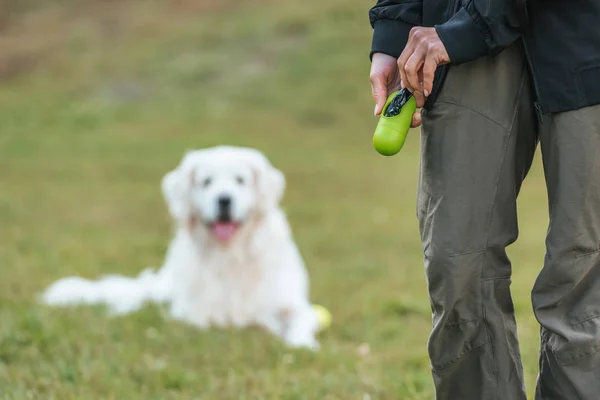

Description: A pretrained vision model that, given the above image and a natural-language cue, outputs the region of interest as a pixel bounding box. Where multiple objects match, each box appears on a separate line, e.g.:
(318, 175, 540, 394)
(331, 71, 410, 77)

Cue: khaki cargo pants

(418, 41, 600, 399)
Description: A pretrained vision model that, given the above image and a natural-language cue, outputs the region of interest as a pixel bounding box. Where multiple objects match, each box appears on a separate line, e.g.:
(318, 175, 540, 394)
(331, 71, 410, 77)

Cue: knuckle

(410, 27, 425, 41)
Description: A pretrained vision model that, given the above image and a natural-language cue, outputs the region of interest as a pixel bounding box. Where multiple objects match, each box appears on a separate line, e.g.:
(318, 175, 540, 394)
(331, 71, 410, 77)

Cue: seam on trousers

(448, 248, 487, 258)
(482, 275, 512, 282)
(565, 344, 600, 365)
(479, 63, 528, 400)
(434, 99, 511, 132)
(541, 325, 600, 365)
(575, 247, 600, 259)
(549, 340, 600, 366)
(444, 317, 482, 328)
(431, 339, 491, 371)
(572, 313, 600, 326)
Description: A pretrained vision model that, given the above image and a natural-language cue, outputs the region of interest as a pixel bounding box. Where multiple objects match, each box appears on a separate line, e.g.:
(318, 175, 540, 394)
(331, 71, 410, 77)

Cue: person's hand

(398, 27, 450, 110)
(370, 52, 421, 127)
(370, 53, 401, 116)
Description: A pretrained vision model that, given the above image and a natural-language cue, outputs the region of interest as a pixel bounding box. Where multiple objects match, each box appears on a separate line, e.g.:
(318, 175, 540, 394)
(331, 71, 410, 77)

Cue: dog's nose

(218, 196, 231, 209)
(217, 196, 232, 221)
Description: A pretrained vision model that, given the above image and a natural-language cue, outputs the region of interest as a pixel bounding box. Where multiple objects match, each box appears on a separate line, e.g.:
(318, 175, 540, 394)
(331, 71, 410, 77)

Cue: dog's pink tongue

(211, 222, 238, 241)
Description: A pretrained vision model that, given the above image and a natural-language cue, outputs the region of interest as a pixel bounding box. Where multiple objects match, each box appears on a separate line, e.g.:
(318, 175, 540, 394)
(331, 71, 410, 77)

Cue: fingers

(397, 57, 410, 93)
(412, 90, 426, 108)
(370, 53, 403, 117)
(370, 74, 388, 116)
(398, 27, 423, 93)
(397, 35, 415, 93)
(411, 70, 425, 108)
(399, 30, 426, 108)
(404, 49, 425, 93)
(399, 53, 426, 107)
(422, 54, 437, 97)
(399, 27, 448, 107)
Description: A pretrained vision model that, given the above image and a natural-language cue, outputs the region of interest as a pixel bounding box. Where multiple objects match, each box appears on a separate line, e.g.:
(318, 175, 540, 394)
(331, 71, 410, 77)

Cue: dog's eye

(202, 177, 212, 188)
(236, 176, 245, 185)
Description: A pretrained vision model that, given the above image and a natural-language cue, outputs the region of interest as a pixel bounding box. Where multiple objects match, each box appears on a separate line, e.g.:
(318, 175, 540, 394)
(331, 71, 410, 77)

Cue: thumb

(370, 75, 387, 116)
(410, 110, 422, 128)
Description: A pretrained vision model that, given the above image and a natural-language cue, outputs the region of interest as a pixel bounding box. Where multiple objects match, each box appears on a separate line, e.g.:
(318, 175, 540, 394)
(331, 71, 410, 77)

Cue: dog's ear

(161, 157, 195, 223)
(246, 151, 286, 212)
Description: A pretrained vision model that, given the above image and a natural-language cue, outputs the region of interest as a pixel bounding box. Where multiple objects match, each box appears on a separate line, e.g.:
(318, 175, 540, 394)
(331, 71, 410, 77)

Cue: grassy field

(0, 1, 550, 398)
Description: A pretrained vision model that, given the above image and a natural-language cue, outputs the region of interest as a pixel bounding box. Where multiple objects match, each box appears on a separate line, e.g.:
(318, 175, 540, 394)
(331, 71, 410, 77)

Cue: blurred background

(0, 0, 550, 398)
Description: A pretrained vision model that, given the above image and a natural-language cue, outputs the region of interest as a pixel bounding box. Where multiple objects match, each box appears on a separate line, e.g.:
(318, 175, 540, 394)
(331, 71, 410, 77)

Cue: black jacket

(369, 0, 600, 115)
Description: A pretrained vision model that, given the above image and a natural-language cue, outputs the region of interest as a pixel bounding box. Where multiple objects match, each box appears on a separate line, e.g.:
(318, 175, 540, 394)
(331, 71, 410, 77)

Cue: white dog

(40, 146, 320, 350)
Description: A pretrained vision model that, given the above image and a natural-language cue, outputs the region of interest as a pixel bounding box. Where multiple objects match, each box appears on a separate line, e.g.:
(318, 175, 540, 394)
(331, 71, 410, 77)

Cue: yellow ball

(313, 304, 332, 331)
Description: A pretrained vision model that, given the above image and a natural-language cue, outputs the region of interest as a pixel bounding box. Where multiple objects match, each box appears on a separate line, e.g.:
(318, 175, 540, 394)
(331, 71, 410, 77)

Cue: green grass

(0, 1, 550, 398)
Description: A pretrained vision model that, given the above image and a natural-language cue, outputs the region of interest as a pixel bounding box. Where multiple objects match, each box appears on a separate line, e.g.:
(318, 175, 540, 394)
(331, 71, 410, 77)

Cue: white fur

(40, 146, 320, 350)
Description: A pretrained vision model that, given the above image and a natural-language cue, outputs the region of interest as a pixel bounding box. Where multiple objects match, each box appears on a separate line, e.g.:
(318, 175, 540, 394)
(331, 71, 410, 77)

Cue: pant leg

(534, 104, 600, 400)
(418, 41, 538, 400)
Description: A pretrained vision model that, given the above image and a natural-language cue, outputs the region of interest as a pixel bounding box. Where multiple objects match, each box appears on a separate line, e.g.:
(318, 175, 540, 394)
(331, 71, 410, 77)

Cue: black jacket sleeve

(369, 0, 423, 60)
(435, 0, 529, 65)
